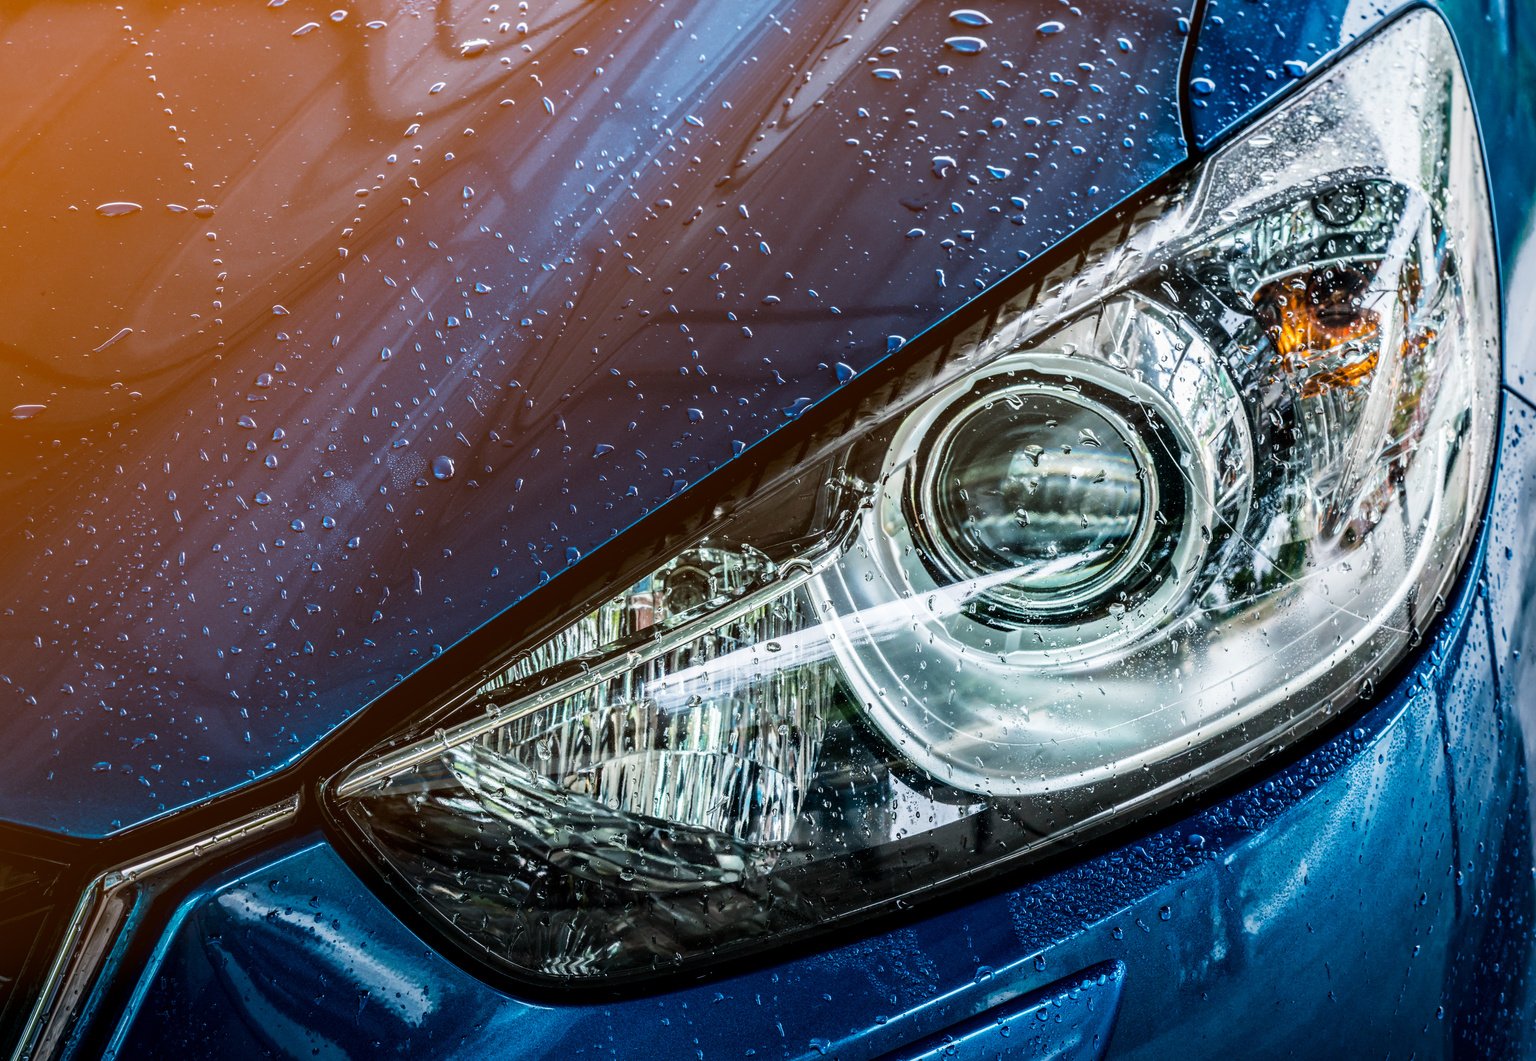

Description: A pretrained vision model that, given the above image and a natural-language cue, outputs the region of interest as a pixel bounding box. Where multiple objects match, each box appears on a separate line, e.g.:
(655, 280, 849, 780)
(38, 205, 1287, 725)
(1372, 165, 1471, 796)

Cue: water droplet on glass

(95, 201, 142, 218)
(431, 455, 456, 480)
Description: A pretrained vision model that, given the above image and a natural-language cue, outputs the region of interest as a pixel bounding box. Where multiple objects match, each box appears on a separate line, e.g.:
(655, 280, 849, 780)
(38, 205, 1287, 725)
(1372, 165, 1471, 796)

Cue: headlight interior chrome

(327, 9, 1498, 987)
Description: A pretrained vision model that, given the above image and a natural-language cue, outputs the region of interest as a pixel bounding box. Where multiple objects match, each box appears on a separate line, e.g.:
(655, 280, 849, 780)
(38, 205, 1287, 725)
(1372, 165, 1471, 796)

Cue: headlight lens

(329, 10, 1497, 986)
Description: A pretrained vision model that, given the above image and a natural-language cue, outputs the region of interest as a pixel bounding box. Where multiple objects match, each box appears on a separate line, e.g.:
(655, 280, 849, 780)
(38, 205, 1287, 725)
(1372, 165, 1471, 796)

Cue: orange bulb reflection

(1252, 263, 1382, 398)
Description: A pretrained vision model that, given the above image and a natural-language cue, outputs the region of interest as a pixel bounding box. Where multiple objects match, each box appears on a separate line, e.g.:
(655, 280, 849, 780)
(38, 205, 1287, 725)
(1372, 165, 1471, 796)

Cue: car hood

(0, 0, 1207, 835)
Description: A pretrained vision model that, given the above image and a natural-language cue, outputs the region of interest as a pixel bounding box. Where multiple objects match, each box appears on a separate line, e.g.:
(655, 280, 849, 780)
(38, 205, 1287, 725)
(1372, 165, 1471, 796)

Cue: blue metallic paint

(0, 0, 1195, 837)
(4, 1, 1536, 1056)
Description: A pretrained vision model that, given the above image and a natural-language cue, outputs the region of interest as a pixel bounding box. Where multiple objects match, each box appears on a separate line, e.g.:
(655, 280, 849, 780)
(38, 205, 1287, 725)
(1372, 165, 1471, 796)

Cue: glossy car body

(2, 0, 1536, 1056)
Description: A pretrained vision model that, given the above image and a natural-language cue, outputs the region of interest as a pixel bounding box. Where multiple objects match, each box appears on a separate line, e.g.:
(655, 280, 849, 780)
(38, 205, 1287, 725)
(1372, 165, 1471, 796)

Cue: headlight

(326, 9, 1497, 988)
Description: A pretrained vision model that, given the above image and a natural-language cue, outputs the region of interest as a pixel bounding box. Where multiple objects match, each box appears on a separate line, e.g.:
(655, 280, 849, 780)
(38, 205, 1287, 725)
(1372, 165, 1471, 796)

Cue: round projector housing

(811, 295, 1255, 795)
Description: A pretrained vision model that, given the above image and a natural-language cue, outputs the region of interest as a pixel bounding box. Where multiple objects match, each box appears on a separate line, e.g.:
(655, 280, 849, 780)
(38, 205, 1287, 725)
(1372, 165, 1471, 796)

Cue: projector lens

(915, 382, 1161, 623)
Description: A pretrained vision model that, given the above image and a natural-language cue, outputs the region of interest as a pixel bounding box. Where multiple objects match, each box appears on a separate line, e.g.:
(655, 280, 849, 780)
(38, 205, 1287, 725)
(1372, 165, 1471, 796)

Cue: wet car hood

(0, 0, 1201, 835)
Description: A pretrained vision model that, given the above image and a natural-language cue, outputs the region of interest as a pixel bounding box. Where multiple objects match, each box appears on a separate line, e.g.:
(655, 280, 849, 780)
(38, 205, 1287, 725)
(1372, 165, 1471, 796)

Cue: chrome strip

(11, 796, 300, 1061)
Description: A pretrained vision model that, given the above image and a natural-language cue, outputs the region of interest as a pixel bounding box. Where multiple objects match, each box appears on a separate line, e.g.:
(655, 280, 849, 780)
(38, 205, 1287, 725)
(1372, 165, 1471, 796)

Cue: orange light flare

(1252, 259, 1434, 399)
(1253, 263, 1381, 397)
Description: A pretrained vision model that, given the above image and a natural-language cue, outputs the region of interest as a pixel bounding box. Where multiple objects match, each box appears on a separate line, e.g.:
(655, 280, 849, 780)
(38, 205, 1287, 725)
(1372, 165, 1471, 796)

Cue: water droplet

(92, 327, 133, 352)
(949, 9, 992, 27)
(943, 35, 987, 54)
(1036, 20, 1065, 35)
(10, 404, 46, 420)
(1190, 77, 1216, 96)
(95, 201, 142, 218)
(871, 67, 901, 81)
(431, 455, 456, 480)
(458, 38, 491, 57)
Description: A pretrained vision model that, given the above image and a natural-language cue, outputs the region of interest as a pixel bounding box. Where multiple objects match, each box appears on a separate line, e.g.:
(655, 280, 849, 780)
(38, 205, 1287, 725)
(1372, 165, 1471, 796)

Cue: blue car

(2, 0, 1534, 1056)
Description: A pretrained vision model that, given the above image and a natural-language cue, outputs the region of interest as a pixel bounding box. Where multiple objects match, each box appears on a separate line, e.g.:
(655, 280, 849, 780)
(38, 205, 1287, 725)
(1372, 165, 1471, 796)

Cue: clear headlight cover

(329, 10, 1497, 986)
